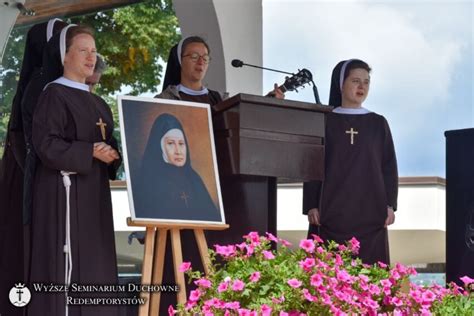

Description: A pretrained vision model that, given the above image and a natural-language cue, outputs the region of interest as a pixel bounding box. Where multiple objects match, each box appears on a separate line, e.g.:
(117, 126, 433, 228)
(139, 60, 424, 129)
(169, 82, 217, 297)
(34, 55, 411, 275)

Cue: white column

(173, 0, 263, 97)
(0, 1, 23, 61)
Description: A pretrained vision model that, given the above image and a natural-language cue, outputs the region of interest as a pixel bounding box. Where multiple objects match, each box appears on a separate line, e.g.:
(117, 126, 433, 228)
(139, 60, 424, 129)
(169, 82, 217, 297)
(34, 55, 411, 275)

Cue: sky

(262, 0, 473, 177)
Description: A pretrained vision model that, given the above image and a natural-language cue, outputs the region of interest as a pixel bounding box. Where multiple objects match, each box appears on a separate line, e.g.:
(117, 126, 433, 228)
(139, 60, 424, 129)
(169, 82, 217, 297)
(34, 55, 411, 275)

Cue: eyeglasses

(182, 53, 211, 64)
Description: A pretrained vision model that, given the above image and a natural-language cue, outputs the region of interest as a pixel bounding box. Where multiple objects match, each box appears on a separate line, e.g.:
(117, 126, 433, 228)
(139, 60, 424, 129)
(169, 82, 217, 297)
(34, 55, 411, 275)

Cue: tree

(0, 0, 180, 158)
(71, 0, 180, 96)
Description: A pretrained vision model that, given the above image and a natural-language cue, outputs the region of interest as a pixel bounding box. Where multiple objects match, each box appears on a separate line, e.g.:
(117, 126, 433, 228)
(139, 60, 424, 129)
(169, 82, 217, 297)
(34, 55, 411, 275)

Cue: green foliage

(431, 290, 474, 316)
(72, 0, 180, 96)
(0, 26, 28, 157)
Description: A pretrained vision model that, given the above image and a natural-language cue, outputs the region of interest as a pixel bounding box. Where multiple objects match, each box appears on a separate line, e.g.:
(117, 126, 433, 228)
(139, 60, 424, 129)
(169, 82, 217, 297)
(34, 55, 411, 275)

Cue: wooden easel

(127, 218, 229, 316)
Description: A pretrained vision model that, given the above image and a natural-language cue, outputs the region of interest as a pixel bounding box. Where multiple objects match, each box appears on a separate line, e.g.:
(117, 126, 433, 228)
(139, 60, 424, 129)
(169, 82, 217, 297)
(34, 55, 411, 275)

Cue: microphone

(231, 59, 293, 75)
(232, 59, 323, 105)
(231, 59, 244, 68)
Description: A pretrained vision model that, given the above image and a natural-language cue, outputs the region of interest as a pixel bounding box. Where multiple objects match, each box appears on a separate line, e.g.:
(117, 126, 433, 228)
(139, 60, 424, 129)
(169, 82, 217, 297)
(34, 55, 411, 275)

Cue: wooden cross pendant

(345, 127, 359, 145)
(96, 118, 107, 140)
(180, 192, 190, 208)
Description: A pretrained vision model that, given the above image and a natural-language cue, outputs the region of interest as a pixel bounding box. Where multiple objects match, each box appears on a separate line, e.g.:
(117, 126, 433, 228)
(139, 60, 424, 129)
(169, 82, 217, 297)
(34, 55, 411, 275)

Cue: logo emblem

(9, 283, 31, 307)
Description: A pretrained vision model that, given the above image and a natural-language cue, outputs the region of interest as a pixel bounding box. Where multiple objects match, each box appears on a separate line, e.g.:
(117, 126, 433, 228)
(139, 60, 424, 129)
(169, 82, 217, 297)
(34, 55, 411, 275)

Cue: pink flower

(266, 232, 279, 243)
(280, 238, 292, 247)
(287, 278, 302, 288)
(380, 279, 392, 287)
(460, 275, 474, 285)
(359, 274, 369, 283)
(279, 312, 289, 316)
(238, 308, 251, 316)
(378, 261, 388, 268)
(179, 262, 191, 272)
(243, 231, 260, 243)
(299, 239, 315, 253)
(337, 244, 347, 251)
(368, 284, 381, 295)
(168, 304, 177, 315)
(336, 269, 352, 283)
(348, 237, 360, 253)
(311, 234, 324, 243)
(215, 245, 236, 257)
(189, 289, 201, 302)
(218, 281, 228, 292)
(245, 244, 255, 256)
(363, 298, 379, 309)
(272, 295, 285, 304)
(185, 300, 196, 310)
(393, 309, 403, 316)
(302, 288, 314, 302)
(224, 301, 240, 309)
(422, 290, 436, 303)
(299, 258, 315, 271)
(236, 242, 247, 251)
(391, 296, 403, 307)
(232, 279, 245, 291)
(194, 278, 212, 288)
(261, 304, 272, 316)
(310, 273, 323, 287)
(249, 271, 261, 282)
(263, 250, 275, 260)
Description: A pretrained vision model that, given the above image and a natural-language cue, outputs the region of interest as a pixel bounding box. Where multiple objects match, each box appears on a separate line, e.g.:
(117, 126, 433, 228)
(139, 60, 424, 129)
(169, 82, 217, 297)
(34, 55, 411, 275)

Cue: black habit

(303, 110, 398, 264)
(27, 79, 121, 316)
(304, 59, 398, 265)
(0, 19, 65, 316)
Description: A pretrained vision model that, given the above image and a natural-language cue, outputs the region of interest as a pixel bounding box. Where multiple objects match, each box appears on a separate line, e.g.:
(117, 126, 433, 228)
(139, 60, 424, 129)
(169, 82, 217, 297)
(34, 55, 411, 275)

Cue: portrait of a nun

(133, 113, 221, 222)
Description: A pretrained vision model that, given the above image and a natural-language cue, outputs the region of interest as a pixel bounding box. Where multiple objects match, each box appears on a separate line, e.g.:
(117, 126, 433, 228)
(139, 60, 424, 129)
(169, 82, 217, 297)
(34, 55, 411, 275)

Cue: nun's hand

(93, 142, 119, 164)
(307, 208, 321, 226)
(384, 206, 395, 227)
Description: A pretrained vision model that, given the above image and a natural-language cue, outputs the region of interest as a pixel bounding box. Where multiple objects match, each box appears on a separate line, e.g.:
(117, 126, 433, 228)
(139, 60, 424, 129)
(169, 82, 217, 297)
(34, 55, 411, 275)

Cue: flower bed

(171, 232, 474, 315)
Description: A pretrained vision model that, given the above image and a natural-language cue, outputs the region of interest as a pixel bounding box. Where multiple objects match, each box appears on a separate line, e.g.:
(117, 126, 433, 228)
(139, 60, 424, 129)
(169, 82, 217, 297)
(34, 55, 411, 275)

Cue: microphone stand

(311, 80, 321, 105)
(240, 62, 293, 75)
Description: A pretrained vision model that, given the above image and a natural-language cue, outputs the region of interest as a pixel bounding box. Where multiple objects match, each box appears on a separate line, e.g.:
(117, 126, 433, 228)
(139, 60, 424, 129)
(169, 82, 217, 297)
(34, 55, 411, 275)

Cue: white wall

(173, 0, 263, 97)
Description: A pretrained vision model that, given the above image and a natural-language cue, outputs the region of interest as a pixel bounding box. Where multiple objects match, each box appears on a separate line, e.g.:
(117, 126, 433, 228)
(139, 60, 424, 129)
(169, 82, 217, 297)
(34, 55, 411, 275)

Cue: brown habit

(303, 111, 398, 264)
(27, 82, 121, 316)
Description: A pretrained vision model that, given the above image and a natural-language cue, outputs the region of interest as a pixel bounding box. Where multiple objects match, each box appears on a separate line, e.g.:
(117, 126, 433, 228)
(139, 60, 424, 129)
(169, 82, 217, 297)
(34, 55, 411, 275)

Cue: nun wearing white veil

(303, 59, 398, 265)
(28, 25, 121, 316)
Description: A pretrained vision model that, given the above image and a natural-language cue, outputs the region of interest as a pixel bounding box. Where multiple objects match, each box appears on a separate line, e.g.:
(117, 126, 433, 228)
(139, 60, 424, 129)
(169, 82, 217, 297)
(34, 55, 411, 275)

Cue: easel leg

(170, 229, 187, 304)
(194, 229, 212, 275)
(139, 227, 156, 316)
(149, 228, 167, 315)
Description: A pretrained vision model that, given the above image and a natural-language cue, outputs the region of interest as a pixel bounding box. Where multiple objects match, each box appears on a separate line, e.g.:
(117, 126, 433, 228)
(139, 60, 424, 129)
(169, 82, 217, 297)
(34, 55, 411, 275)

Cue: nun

(303, 59, 398, 265)
(134, 113, 220, 221)
(27, 25, 121, 316)
(0, 18, 66, 316)
(157, 35, 284, 106)
(21, 19, 69, 225)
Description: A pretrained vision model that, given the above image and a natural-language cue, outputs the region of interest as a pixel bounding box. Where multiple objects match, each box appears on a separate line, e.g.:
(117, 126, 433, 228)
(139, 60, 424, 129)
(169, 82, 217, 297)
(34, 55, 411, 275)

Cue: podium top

(213, 93, 333, 114)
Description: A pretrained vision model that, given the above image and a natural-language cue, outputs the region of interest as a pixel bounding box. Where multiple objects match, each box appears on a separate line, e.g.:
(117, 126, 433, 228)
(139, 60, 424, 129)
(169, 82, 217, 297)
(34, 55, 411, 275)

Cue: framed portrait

(117, 95, 225, 224)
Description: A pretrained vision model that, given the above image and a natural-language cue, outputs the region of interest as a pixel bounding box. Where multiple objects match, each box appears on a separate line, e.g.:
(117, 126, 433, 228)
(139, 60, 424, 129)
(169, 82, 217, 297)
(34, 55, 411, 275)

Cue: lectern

(208, 94, 331, 246)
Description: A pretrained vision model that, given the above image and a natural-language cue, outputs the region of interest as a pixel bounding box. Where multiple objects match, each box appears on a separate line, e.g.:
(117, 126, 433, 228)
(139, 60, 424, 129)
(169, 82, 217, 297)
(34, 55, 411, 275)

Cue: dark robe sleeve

(107, 136, 122, 180)
(381, 117, 398, 210)
(32, 88, 94, 174)
(302, 180, 322, 215)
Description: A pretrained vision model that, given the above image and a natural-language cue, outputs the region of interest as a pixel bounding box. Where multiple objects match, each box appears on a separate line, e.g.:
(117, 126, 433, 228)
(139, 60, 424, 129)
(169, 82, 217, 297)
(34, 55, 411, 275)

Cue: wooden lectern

(208, 94, 331, 246)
